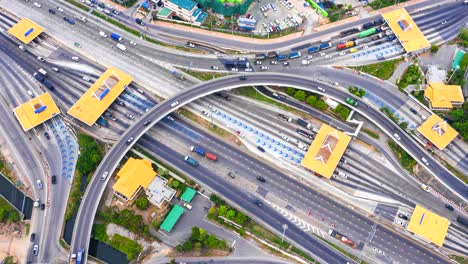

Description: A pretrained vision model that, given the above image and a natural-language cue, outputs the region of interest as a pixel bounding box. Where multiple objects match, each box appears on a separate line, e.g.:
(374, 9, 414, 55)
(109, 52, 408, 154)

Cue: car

(82, 76, 91, 82)
(71, 56, 80, 62)
(52, 67, 59, 72)
(40, 204, 45, 210)
(255, 200, 263, 207)
(96, 6, 104, 11)
(441, 20, 447, 25)
(137, 88, 144, 94)
(42, 132, 50, 140)
(254, 61, 262, 65)
(51, 175, 56, 184)
(317, 86, 325, 92)
(187, 43, 196, 48)
(112, 10, 120, 15)
(397, 213, 408, 220)
(305, 55, 313, 59)
(259, 66, 269, 71)
(281, 135, 289, 142)
(244, 68, 253, 72)
(231, 68, 239, 72)
(257, 146, 265, 152)
(143, 120, 151, 126)
(421, 157, 429, 166)
(37, 56, 45, 62)
(126, 137, 134, 144)
(56, 7, 64, 12)
(325, 55, 332, 59)
(18, 45, 26, 51)
(30, 233, 36, 242)
(170, 101, 179, 107)
(393, 133, 401, 141)
(319, 52, 326, 56)
(101, 171, 109, 181)
(256, 176, 266, 182)
(48, 8, 56, 14)
(283, 62, 290, 66)
(409, 108, 417, 114)
(339, 52, 346, 56)
(33, 2, 41, 7)
(227, 172, 236, 179)
(201, 110, 210, 117)
(421, 184, 430, 192)
(117, 100, 126, 107)
(32, 245, 39, 256)
(130, 40, 137, 46)
(237, 57, 246, 61)
(445, 204, 454, 211)
(125, 113, 135, 119)
(36, 180, 43, 189)
(210, 66, 219, 70)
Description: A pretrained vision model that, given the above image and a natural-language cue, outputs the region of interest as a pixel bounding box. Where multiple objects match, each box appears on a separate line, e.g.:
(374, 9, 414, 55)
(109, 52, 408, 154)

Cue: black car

(397, 213, 408, 220)
(51, 175, 57, 184)
(227, 172, 236, 179)
(409, 108, 418, 115)
(44, 132, 50, 140)
(256, 176, 266, 183)
(239, 76, 247, 81)
(48, 9, 56, 14)
(40, 204, 45, 210)
(30, 233, 36, 242)
(445, 204, 454, 211)
(255, 200, 263, 207)
(257, 146, 265, 152)
(98, 2, 105, 8)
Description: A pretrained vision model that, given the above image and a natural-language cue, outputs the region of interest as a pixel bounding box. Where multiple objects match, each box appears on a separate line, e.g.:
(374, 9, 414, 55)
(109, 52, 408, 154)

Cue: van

(338, 171, 347, 178)
(184, 203, 192, 210)
(170, 101, 179, 107)
(421, 157, 429, 166)
(27, 90, 34, 97)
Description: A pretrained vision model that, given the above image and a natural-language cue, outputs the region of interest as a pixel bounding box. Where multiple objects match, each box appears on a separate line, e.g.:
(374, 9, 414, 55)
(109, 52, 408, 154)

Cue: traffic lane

(174, 258, 291, 264)
(139, 136, 354, 264)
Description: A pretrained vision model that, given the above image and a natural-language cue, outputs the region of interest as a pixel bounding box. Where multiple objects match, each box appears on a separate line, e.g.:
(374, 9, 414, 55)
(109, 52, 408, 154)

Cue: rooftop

(112, 158, 156, 200)
(424, 83, 464, 109)
(417, 114, 458, 150)
(382, 8, 430, 53)
(180, 187, 196, 203)
(168, 0, 197, 11)
(13, 93, 60, 131)
(451, 50, 465, 70)
(158, 7, 173, 17)
(67, 67, 133, 126)
(145, 177, 176, 207)
(7, 18, 44, 44)
(407, 205, 449, 247)
(301, 124, 351, 179)
(160, 204, 185, 232)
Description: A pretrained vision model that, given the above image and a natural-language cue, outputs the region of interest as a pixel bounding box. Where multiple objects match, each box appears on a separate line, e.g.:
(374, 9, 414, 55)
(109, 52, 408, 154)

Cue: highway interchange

(0, 0, 466, 263)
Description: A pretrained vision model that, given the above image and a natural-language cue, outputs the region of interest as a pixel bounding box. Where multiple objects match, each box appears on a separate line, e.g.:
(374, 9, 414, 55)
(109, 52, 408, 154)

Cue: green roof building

(180, 187, 197, 203)
(160, 204, 185, 232)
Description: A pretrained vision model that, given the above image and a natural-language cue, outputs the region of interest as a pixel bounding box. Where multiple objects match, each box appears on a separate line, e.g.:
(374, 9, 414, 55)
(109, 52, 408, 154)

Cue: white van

(170, 101, 179, 107)
(116, 43, 127, 52)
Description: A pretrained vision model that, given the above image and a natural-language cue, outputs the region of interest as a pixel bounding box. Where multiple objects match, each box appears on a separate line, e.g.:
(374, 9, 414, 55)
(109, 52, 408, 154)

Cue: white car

(96, 6, 104, 12)
(187, 43, 195, 48)
(305, 55, 313, 59)
(82, 76, 91, 82)
(170, 101, 179, 107)
(319, 52, 326, 57)
(317, 86, 325, 92)
(101, 171, 109, 181)
(33, 2, 41, 8)
(210, 66, 219, 70)
(421, 157, 429, 166)
(281, 135, 289, 142)
(393, 133, 401, 141)
(52, 67, 59, 72)
(37, 56, 45, 62)
(231, 68, 239, 72)
(325, 55, 332, 60)
(56, 7, 64, 12)
(363, 45, 369, 49)
(99, 31, 108, 38)
(71, 56, 80, 62)
(245, 68, 253, 72)
(18, 45, 25, 51)
(129, 40, 137, 46)
(339, 52, 346, 56)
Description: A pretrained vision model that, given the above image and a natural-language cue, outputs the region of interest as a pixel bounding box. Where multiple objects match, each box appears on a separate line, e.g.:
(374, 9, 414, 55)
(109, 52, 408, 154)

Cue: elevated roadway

(70, 73, 463, 263)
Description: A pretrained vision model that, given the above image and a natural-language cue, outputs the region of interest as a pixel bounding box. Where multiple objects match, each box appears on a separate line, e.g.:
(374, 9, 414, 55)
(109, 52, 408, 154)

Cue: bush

(226, 209, 236, 220)
(348, 86, 366, 98)
(210, 194, 225, 206)
(293, 90, 306, 101)
(76, 134, 103, 177)
(99, 207, 150, 238)
(135, 196, 149, 210)
(306, 95, 317, 106)
(388, 141, 417, 173)
(334, 104, 350, 120)
(169, 180, 180, 189)
(108, 234, 142, 260)
(92, 223, 109, 242)
(315, 100, 327, 110)
(152, 220, 160, 229)
(430, 44, 439, 53)
(234, 212, 248, 225)
(177, 226, 228, 252)
(285, 87, 296, 96)
(0, 198, 20, 223)
(397, 64, 422, 90)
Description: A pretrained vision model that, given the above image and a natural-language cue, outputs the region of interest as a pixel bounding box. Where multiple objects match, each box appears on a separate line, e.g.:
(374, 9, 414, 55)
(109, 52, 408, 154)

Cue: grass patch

(0, 197, 20, 223)
(369, 0, 408, 10)
(108, 234, 142, 260)
(0, 153, 13, 181)
(179, 108, 231, 138)
(350, 58, 403, 80)
(59, 238, 70, 250)
(291, 247, 316, 263)
(388, 141, 417, 173)
(362, 128, 379, 139)
(177, 68, 230, 81)
(25, 223, 30, 235)
(397, 64, 422, 90)
(450, 254, 467, 264)
(3, 256, 14, 264)
(248, 222, 290, 249)
(236, 87, 298, 113)
(64, 0, 91, 11)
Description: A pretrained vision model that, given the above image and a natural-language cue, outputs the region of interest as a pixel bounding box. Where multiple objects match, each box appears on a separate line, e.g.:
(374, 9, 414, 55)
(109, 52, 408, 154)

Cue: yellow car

(350, 48, 358, 53)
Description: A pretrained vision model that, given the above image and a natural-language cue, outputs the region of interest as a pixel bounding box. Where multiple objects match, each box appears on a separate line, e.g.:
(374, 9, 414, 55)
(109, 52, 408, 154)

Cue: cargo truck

(336, 41, 356, 50)
(190, 145, 205, 156)
(111, 33, 123, 42)
(339, 28, 360, 37)
(33, 72, 46, 82)
(184, 156, 199, 167)
(277, 114, 292, 123)
(116, 43, 127, 52)
(96, 117, 109, 127)
(362, 22, 374, 30)
(297, 118, 312, 129)
(38, 68, 48, 76)
(307, 46, 319, 54)
(359, 28, 377, 38)
(328, 229, 358, 249)
(76, 248, 85, 264)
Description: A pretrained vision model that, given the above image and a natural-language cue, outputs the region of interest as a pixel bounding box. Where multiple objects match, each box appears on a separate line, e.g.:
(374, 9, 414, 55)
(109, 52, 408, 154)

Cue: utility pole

(281, 224, 288, 242)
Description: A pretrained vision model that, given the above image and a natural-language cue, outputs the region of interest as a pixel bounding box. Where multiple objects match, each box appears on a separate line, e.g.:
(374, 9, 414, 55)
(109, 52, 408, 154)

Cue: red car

(206, 153, 217, 161)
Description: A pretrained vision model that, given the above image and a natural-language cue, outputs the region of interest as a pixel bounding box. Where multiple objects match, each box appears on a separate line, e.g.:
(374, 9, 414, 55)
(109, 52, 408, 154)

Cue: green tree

(239, 227, 246, 236)
(285, 87, 296, 96)
(170, 180, 180, 189)
(198, 228, 207, 242)
(334, 104, 350, 120)
(157, 167, 168, 177)
(182, 240, 193, 251)
(234, 211, 248, 225)
(207, 207, 217, 218)
(293, 90, 306, 101)
(315, 100, 327, 110)
(226, 209, 236, 220)
(194, 241, 202, 251)
(400, 121, 409, 130)
(135, 196, 149, 210)
(430, 44, 439, 53)
(450, 109, 464, 121)
(205, 235, 219, 248)
(92, 224, 108, 242)
(218, 205, 228, 217)
(306, 95, 317, 106)
(152, 220, 159, 229)
(191, 227, 200, 241)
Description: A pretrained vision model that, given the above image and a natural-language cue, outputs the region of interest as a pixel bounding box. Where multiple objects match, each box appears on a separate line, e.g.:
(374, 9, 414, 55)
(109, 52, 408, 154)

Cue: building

(237, 17, 256, 31)
(7, 18, 44, 44)
(160, 0, 207, 25)
(407, 205, 450, 247)
(145, 176, 176, 207)
(160, 204, 185, 232)
(301, 124, 351, 179)
(416, 114, 458, 150)
(13, 93, 60, 131)
(113, 158, 156, 202)
(424, 83, 464, 110)
(425, 65, 447, 84)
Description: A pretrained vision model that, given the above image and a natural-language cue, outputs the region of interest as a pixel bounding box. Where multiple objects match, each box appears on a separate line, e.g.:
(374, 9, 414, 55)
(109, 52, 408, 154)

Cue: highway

(70, 73, 460, 263)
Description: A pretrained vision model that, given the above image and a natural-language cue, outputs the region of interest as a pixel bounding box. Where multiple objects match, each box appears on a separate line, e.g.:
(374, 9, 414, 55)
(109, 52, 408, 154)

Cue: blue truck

(96, 117, 109, 127)
(184, 156, 199, 167)
(307, 46, 319, 54)
(319, 42, 331, 50)
(111, 33, 123, 42)
(277, 54, 288, 61)
(190, 145, 206, 156)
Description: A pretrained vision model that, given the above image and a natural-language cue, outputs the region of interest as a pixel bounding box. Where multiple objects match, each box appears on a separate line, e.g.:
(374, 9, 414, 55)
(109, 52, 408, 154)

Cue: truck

(345, 97, 358, 107)
(38, 68, 48, 76)
(297, 118, 312, 129)
(190, 145, 206, 156)
(296, 128, 314, 139)
(336, 41, 356, 50)
(267, 51, 279, 58)
(110, 33, 123, 42)
(359, 28, 377, 38)
(171, 70, 185, 80)
(33, 72, 46, 82)
(76, 248, 85, 264)
(116, 43, 127, 52)
(43, 80, 55, 91)
(184, 156, 199, 167)
(307, 46, 319, 54)
(339, 28, 360, 37)
(277, 114, 292, 123)
(277, 54, 288, 61)
(288, 51, 301, 59)
(328, 229, 358, 249)
(96, 116, 109, 127)
(362, 21, 374, 30)
(319, 42, 331, 50)
(255, 53, 267, 60)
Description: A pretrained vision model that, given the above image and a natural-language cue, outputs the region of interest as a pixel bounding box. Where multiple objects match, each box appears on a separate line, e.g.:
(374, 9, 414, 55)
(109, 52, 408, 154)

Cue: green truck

(345, 97, 358, 107)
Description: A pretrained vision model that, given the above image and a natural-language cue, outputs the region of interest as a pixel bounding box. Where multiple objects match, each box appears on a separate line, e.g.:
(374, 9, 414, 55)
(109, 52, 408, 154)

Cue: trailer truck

(297, 118, 312, 129)
(328, 229, 358, 249)
(307, 46, 319, 54)
(336, 41, 356, 50)
(111, 33, 123, 42)
(190, 145, 206, 156)
(184, 156, 199, 167)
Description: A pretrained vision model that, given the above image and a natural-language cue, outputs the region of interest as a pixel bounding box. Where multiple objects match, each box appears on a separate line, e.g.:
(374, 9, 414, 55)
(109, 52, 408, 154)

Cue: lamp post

(447, 65, 460, 84)
(281, 224, 288, 242)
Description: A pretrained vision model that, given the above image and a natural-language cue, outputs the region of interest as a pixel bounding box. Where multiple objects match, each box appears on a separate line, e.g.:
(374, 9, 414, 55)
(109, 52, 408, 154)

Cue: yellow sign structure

(13, 93, 60, 131)
(301, 124, 351, 179)
(417, 114, 458, 150)
(424, 83, 464, 110)
(407, 205, 450, 247)
(7, 18, 44, 44)
(112, 158, 156, 202)
(382, 8, 430, 53)
(67, 67, 133, 126)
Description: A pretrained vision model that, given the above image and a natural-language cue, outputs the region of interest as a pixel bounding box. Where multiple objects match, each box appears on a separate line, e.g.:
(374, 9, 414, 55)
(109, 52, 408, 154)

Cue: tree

(334, 105, 350, 120)
(399, 121, 409, 130)
(182, 241, 193, 251)
(306, 95, 317, 106)
(430, 44, 439, 53)
(218, 205, 228, 217)
(135, 196, 149, 210)
(239, 227, 246, 236)
(198, 228, 207, 242)
(293, 90, 306, 101)
(449, 109, 464, 121)
(315, 100, 327, 110)
(191, 227, 200, 241)
(234, 211, 248, 225)
(285, 87, 296, 96)
(207, 207, 217, 218)
(194, 241, 202, 251)
(226, 209, 236, 220)
(152, 220, 159, 229)
(205, 235, 219, 249)
(170, 180, 180, 189)
(157, 167, 168, 177)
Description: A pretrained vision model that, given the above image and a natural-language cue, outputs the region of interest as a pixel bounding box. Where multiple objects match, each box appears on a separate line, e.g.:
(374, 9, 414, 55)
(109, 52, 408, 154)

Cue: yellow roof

(301, 124, 351, 179)
(67, 67, 133, 126)
(424, 83, 464, 109)
(112, 158, 156, 200)
(407, 205, 449, 247)
(7, 18, 44, 44)
(417, 114, 458, 150)
(13, 93, 60, 131)
(382, 8, 430, 53)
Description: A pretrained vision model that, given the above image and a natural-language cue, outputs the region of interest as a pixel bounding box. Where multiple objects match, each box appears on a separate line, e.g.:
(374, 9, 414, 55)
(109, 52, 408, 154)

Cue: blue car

(63, 17, 75, 25)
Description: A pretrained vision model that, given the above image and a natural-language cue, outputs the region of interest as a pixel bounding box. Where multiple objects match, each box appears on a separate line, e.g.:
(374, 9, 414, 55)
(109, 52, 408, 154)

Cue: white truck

(116, 43, 127, 52)
(99, 31, 107, 38)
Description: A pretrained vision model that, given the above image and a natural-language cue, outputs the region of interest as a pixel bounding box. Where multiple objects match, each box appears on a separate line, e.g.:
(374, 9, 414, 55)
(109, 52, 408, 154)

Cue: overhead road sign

(382, 8, 430, 54)
(407, 205, 449, 247)
(417, 114, 458, 150)
(301, 124, 351, 179)
(7, 18, 44, 44)
(13, 92, 60, 132)
(67, 67, 133, 126)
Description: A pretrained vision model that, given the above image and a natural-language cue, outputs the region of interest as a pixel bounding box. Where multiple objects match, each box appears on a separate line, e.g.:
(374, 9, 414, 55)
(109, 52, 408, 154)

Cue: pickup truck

(190, 145, 205, 156)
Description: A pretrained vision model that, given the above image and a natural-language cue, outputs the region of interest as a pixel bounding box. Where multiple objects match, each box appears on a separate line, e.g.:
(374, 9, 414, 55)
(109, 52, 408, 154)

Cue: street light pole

(447, 65, 460, 84)
(281, 224, 288, 242)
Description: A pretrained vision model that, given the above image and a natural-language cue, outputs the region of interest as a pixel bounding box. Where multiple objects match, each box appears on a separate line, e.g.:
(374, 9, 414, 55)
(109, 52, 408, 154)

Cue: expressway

(70, 73, 461, 263)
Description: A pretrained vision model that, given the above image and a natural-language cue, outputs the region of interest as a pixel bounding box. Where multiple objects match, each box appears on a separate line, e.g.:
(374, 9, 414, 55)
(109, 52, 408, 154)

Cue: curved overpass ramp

(70, 73, 465, 263)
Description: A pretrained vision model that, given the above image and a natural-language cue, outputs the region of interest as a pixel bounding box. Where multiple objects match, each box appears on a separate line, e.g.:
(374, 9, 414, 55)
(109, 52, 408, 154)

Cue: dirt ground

(0, 222, 30, 263)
